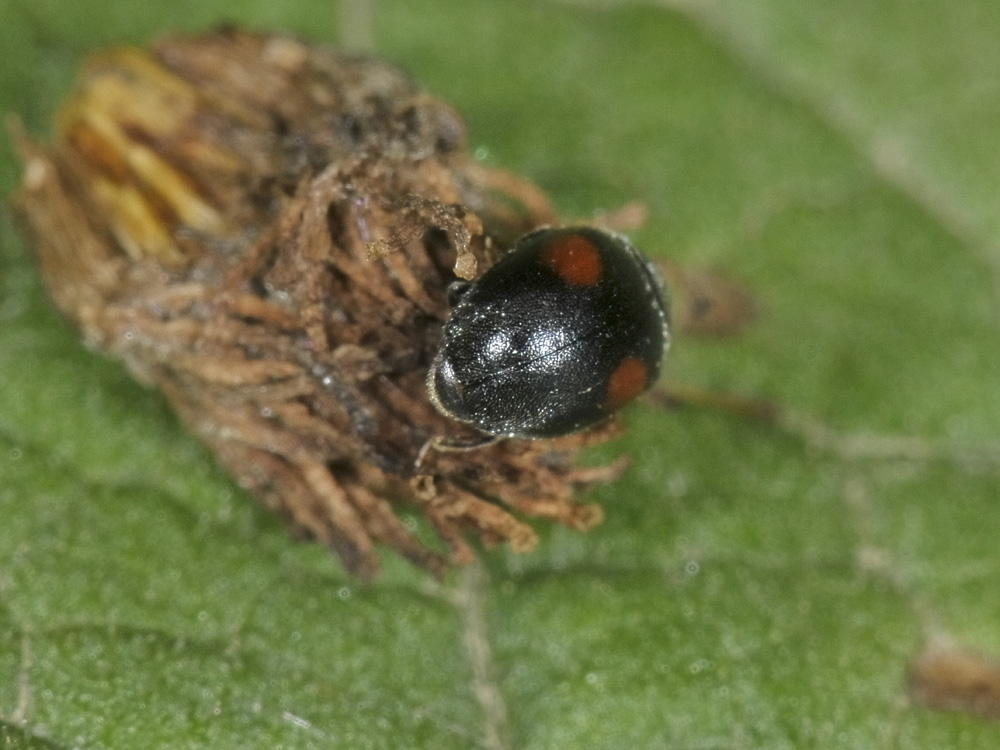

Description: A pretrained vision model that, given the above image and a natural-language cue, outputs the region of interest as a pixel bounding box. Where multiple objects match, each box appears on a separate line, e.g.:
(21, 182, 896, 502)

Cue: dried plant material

(907, 641, 1000, 721)
(657, 261, 756, 337)
(11, 28, 637, 579)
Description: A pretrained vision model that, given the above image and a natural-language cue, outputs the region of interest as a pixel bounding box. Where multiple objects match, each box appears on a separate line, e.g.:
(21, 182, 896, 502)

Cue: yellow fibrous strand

(58, 48, 241, 266)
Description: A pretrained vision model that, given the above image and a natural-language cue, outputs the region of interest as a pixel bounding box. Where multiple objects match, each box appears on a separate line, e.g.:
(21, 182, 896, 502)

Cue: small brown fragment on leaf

(657, 261, 757, 338)
(907, 640, 1000, 721)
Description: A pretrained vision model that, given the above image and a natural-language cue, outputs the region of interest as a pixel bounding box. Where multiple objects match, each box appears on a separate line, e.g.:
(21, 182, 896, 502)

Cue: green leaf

(3, 0, 999, 747)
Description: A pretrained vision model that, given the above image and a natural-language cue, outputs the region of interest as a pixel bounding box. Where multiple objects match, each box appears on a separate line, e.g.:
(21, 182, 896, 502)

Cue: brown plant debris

(11, 28, 634, 579)
(907, 640, 1000, 721)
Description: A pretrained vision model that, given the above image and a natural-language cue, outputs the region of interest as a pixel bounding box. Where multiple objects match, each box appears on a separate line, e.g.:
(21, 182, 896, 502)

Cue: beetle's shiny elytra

(427, 227, 670, 438)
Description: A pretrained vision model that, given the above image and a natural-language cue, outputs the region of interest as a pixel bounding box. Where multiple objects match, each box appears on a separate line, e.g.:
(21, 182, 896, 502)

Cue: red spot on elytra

(542, 233, 603, 286)
(604, 356, 649, 410)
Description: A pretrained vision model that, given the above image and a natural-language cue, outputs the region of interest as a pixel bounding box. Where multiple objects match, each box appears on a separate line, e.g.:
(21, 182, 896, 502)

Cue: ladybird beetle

(427, 227, 670, 438)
